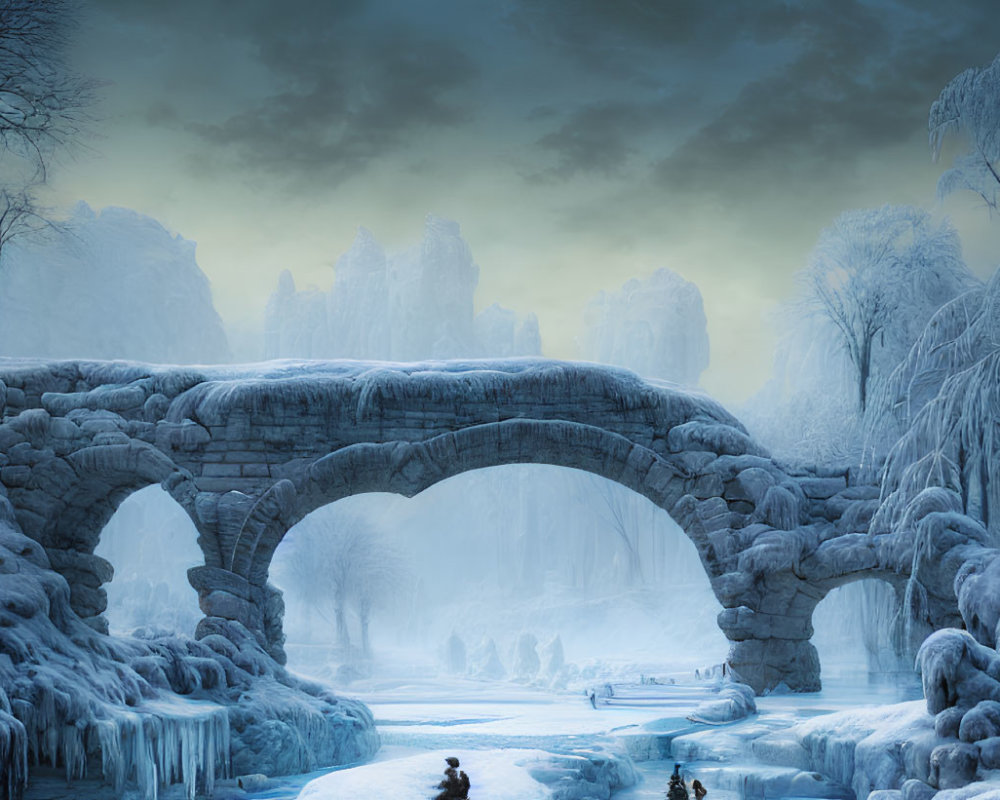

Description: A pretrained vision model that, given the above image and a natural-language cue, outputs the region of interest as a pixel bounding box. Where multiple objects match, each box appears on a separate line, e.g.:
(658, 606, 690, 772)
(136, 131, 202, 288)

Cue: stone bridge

(0, 358, 932, 693)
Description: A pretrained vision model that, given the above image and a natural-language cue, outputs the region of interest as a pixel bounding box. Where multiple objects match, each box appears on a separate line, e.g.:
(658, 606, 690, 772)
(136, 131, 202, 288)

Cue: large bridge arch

(240, 419, 693, 586)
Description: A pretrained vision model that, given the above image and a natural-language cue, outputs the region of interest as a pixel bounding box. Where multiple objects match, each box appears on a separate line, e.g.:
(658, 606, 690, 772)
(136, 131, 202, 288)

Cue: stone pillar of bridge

(716, 576, 823, 693)
(188, 564, 287, 664)
(185, 487, 290, 664)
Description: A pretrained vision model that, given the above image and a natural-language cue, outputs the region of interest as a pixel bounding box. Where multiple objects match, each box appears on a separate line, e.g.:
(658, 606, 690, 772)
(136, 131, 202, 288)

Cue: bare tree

(0, 0, 94, 177)
(282, 511, 408, 657)
(0, 182, 58, 259)
(801, 206, 973, 413)
(576, 474, 648, 585)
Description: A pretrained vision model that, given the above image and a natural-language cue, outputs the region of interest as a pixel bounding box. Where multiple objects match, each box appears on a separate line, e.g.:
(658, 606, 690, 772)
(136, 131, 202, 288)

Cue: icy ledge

(0, 498, 378, 799)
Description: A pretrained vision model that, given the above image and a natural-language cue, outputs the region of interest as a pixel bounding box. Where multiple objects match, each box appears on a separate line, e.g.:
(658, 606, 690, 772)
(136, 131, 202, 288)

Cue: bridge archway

(268, 464, 729, 682)
(812, 577, 910, 679)
(18, 442, 203, 629)
(94, 484, 203, 636)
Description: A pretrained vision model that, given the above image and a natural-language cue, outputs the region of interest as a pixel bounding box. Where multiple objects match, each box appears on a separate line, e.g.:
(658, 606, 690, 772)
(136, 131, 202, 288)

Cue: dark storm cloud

(87, 0, 1000, 200)
(654, 1, 1000, 200)
(506, 0, 1000, 198)
(188, 29, 477, 183)
(504, 0, 751, 81)
(533, 102, 655, 180)
(89, 0, 480, 186)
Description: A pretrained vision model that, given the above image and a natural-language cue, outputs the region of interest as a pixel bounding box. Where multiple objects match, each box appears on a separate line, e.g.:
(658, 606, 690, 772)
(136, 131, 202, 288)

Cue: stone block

(48, 417, 79, 440)
(47, 549, 115, 583)
(960, 700, 1000, 743)
(799, 476, 847, 499)
(70, 584, 108, 616)
(928, 742, 979, 789)
(242, 463, 270, 478)
(188, 566, 253, 601)
(0, 466, 31, 488)
(978, 736, 1000, 769)
(690, 472, 724, 499)
(200, 589, 255, 626)
(201, 463, 243, 478)
(935, 706, 964, 739)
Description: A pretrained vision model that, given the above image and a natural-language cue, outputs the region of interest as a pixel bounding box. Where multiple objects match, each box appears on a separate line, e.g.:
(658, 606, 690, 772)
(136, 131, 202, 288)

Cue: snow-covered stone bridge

(0, 358, 923, 693)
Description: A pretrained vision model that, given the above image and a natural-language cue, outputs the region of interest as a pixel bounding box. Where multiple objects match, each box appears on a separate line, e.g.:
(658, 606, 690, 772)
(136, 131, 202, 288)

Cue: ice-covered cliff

(579, 268, 709, 386)
(265, 216, 539, 361)
(0, 203, 231, 364)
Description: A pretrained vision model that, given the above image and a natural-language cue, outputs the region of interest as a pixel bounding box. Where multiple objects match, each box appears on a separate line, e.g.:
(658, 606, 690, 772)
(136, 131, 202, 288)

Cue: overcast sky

(51, 0, 1000, 404)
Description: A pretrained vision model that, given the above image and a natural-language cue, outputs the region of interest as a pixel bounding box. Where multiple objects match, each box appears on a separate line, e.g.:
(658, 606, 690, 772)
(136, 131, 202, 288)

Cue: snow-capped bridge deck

(0, 358, 915, 693)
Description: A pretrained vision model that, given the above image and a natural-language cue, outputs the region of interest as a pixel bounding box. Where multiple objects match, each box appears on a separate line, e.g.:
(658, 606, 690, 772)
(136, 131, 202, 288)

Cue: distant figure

(667, 762, 689, 800)
(435, 756, 470, 800)
(693, 779, 707, 800)
(589, 691, 597, 709)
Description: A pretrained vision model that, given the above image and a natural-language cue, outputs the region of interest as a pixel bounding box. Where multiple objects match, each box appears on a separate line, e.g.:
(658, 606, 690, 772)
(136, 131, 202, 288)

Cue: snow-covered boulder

(0, 494, 378, 798)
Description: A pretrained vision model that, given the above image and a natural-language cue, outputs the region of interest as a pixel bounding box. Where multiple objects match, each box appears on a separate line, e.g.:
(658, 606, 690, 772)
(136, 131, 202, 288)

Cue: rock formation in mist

(0, 203, 231, 364)
(265, 215, 540, 360)
(579, 268, 709, 385)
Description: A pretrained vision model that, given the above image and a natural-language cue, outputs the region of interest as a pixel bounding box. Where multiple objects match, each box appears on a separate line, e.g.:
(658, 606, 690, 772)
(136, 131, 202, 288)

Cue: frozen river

(19, 666, 922, 799)
(232, 670, 921, 800)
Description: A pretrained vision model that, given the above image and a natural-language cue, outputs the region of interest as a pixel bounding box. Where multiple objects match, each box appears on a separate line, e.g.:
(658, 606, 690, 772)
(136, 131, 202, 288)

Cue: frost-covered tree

(930, 52, 1000, 210)
(800, 206, 974, 413)
(279, 512, 407, 656)
(871, 269, 999, 539)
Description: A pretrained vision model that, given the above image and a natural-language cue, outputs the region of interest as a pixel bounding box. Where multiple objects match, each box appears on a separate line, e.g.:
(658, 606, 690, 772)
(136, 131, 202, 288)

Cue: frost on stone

(687, 679, 757, 724)
(0, 495, 378, 799)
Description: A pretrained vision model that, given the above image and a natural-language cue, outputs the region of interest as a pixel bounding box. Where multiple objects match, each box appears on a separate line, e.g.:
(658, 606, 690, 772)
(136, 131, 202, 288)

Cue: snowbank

(299, 747, 637, 800)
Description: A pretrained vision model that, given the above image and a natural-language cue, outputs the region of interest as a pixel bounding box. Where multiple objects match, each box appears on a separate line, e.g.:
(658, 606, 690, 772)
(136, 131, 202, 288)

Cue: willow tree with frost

(930, 52, 1000, 210)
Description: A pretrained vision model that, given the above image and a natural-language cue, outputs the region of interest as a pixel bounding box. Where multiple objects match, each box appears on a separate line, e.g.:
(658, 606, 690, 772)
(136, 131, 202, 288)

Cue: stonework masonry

(0, 358, 950, 693)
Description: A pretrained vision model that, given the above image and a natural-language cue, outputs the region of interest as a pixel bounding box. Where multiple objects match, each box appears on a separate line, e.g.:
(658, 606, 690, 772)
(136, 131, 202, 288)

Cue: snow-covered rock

(0, 493, 378, 799)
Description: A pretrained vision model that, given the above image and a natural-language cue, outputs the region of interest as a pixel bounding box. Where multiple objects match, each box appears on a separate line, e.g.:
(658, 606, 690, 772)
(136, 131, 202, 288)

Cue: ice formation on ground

(0, 493, 377, 798)
(264, 216, 540, 361)
(0, 204, 230, 364)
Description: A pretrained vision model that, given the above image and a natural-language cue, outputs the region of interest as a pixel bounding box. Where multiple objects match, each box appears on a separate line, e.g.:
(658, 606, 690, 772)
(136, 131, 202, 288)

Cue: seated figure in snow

(435, 756, 471, 800)
(667, 763, 689, 800)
